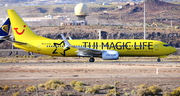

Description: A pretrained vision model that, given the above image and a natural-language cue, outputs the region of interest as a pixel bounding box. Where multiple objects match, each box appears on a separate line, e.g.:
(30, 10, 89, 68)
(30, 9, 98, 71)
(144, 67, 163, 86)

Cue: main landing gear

(89, 57, 95, 62)
(157, 58, 161, 62)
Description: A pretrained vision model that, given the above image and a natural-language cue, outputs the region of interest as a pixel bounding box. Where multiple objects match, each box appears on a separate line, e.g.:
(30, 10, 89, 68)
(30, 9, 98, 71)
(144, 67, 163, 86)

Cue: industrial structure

(74, 3, 89, 20)
(61, 3, 89, 26)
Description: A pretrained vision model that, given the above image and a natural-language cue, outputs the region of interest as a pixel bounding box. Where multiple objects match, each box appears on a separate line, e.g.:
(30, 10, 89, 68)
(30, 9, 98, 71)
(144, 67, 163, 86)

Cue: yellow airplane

(6, 9, 177, 62)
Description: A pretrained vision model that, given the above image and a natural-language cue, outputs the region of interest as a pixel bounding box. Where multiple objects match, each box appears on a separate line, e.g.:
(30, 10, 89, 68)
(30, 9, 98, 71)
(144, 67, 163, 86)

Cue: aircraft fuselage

(13, 39, 176, 57)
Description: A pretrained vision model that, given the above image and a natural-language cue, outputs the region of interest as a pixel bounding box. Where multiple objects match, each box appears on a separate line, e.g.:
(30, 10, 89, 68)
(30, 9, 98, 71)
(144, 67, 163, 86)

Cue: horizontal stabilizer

(4, 38, 27, 45)
(1, 35, 11, 39)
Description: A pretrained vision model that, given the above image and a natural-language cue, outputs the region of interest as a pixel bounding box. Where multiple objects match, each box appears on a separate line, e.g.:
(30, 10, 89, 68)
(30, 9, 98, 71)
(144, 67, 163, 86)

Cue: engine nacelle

(102, 50, 119, 60)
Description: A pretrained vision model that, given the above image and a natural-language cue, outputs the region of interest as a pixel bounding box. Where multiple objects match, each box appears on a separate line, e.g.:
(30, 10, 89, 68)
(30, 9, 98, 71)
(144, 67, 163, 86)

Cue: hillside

(0, 4, 117, 18)
(0, 0, 179, 27)
(101, 0, 180, 26)
(0, 0, 180, 49)
(1, 25, 180, 49)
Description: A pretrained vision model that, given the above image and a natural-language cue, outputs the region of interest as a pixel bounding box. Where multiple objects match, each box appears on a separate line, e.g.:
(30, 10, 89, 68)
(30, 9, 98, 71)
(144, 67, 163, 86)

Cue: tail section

(0, 18, 10, 36)
(0, 18, 11, 43)
(7, 9, 50, 41)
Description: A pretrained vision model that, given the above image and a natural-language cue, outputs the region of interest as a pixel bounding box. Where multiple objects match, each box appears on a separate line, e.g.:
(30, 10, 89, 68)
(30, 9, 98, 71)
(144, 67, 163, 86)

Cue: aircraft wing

(61, 34, 102, 57)
(72, 46, 102, 57)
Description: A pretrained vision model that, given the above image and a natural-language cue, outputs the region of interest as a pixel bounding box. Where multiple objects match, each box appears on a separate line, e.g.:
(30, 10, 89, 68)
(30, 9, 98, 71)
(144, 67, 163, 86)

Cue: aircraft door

(154, 45, 158, 51)
(37, 45, 41, 51)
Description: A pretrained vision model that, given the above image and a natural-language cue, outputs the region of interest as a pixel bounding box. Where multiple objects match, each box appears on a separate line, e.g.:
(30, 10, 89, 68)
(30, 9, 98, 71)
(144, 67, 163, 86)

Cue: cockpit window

(163, 44, 171, 47)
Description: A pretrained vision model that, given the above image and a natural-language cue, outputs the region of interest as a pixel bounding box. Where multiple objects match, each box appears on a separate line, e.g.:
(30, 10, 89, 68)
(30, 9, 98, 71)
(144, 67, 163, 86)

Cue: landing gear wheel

(157, 58, 161, 62)
(89, 58, 95, 62)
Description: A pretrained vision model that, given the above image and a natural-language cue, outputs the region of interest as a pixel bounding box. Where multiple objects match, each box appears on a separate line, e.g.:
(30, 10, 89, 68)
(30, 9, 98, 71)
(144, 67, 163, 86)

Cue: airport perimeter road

(0, 61, 180, 80)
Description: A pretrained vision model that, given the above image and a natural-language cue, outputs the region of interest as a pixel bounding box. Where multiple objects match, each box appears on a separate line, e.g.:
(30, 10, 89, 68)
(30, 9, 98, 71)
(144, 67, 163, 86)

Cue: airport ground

(0, 56, 180, 96)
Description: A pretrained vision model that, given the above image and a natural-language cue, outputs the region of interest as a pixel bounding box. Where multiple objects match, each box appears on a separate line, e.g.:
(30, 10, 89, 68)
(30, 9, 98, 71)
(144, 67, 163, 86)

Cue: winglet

(60, 34, 71, 49)
(68, 36, 72, 40)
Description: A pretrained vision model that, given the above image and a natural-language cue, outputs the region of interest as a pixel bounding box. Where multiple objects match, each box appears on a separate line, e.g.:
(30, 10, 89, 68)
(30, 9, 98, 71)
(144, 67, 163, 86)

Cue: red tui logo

(14, 25, 26, 35)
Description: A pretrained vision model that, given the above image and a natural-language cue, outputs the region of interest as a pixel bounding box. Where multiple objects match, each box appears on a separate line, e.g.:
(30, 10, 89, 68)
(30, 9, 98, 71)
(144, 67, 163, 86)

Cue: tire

(157, 58, 161, 62)
(89, 58, 95, 62)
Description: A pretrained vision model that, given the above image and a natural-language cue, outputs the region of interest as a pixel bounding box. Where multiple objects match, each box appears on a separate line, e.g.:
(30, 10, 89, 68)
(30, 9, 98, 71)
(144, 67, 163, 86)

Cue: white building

(61, 20, 87, 26)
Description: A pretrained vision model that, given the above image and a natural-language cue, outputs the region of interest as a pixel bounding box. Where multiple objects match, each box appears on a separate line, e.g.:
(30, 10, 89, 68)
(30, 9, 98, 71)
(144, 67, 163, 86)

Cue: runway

(0, 60, 180, 65)
(0, 49, 180, 81)
(0, 61, 180, 81)
(0, 60, 180, 96)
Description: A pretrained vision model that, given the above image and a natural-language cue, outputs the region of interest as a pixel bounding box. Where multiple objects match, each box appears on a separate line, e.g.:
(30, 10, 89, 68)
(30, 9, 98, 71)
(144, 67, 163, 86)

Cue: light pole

(144, 0, 146, 40)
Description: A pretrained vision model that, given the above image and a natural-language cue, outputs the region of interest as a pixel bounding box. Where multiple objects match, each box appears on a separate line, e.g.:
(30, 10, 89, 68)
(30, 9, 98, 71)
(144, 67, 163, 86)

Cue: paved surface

(0, 48, 180, 56)
(0, 61, 180, 80)
(0, 61, 180, 65)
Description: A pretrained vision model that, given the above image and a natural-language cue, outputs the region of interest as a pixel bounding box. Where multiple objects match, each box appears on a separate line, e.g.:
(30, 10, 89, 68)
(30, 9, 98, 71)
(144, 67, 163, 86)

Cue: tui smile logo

(14, 25, 26, 35)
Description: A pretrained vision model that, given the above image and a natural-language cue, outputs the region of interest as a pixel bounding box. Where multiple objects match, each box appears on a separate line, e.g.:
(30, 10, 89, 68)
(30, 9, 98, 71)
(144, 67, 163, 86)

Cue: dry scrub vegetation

(0, 55, 180, 96)
(1, 79, 180, 96)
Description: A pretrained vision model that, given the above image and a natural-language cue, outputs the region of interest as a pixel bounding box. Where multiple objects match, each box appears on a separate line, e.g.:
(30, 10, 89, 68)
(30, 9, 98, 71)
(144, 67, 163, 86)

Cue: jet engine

(102, 50, 119, 60)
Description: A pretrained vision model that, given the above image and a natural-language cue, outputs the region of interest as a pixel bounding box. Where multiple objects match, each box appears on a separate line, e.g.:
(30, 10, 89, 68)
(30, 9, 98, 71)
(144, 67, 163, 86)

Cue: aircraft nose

(171, 47, 177, 54)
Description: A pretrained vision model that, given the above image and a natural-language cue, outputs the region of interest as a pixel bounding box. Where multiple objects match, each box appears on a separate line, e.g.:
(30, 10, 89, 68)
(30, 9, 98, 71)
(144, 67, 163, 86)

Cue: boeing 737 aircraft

(6, 9, 177, 62)
(0, 18, 11, 43)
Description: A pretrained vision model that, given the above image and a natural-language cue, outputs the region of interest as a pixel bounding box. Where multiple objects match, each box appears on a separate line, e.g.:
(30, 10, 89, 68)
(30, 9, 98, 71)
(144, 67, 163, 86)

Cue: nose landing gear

(157, 58, 161, 62)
